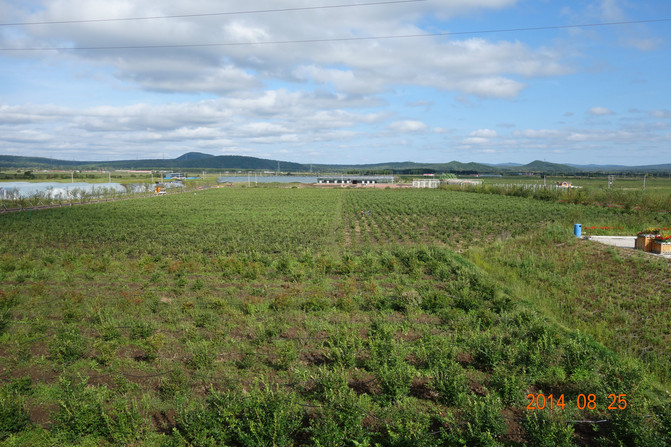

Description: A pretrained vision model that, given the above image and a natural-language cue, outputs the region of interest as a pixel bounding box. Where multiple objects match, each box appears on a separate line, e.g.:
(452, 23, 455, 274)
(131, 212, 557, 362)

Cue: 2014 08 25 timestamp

(526, 393, 628, 411)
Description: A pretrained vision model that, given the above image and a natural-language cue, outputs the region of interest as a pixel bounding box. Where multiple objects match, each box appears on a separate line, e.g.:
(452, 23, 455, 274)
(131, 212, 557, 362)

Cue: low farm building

(444, 179, 482, 186)
(412, 179, 440, 188)
(317, 175, 394, 185)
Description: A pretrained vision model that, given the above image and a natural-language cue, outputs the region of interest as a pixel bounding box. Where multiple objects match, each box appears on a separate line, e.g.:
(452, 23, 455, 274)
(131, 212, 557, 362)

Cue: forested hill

(1, 153, 669, 174)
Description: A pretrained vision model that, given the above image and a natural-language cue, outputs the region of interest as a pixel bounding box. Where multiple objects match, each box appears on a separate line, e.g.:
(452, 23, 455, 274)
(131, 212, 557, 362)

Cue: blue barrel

(574, 223, 582, 238)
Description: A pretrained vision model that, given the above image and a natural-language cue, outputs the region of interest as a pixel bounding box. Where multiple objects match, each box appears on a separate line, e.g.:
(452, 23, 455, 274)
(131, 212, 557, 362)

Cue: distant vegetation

(2, 152, 671, 175)
(441, 180, 671, 214)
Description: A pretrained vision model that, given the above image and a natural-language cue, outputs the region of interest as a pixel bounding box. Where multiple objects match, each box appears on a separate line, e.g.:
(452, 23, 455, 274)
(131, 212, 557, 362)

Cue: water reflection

(0, 182, 148, 199)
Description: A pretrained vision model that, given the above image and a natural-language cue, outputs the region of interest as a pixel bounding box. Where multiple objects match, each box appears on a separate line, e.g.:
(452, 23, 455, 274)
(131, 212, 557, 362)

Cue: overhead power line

(0, 0, 426, 26)
(1, 17, 669, 52)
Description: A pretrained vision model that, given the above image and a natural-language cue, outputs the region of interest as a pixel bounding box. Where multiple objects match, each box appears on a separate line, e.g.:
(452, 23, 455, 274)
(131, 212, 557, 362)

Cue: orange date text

(526, 393, 627, 410)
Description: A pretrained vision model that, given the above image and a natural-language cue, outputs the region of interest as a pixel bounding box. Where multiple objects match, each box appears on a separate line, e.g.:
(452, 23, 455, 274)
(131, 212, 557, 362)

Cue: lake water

(0, 181, 128, 199)
(217, 176, 318, 184)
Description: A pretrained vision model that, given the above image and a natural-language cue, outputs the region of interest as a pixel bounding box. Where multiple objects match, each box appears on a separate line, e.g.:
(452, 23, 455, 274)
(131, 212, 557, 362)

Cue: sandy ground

(586, 236, 671, 259)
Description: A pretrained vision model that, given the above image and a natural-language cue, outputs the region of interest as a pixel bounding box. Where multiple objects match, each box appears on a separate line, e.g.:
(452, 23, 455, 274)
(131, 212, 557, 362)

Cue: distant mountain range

(1, 153, 670, 175)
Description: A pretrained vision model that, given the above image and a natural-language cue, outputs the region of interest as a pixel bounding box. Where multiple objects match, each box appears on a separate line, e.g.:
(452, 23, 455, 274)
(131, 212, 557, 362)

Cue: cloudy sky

(1, 0, 670, 165)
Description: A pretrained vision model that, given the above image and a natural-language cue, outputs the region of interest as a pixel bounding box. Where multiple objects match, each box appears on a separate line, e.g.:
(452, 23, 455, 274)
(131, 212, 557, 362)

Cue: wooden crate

(651, 241, 671, 255)
(636, 234, 657, 252)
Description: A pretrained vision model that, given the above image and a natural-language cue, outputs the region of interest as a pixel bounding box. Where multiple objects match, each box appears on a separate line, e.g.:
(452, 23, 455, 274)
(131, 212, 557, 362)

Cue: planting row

(1, 245, 670, 445)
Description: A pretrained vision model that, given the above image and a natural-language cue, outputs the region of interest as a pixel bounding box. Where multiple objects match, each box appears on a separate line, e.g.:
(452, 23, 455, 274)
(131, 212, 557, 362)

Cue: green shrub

(102, 399, 145, 445)
(0, 392, 31, 440)
(51, 377, 145, 445)
(429, 361, 467, 405)
(186, 341, 216, 370)
(50, 326, 87, 364)
(174, 398, 234, 446)
(130, 320, 155, 340)
(212, 382, 303, 446)
(471, 333, 508, 371)
(98, 324, 121, 341)
(595, 405, 660, 447)
(389, 288, 421, 313)
(271, 293, 294, 311)
(488, 367, 527, 406)
(142, 332, 164, 362)
(6, 377, 33, 396)
(375, 360, 416, 403)
(458, 395, 506, 447)
(324, 329, 363, 368)
(159, 369, 190, 400)
(93, 339, 118, 366)
(301, 295, 331, 312)
(193, 311, 214, 328)
(0, 307, 11, 335)
(414, 334, 457, 369)
(562, 333, 604, 375)
(653, 402, 671, 446)
(381, 404, 439, 446)
(523, 412, 575, 447)
(51, 377, 109, 442)
(273, 341, 298, 371)
(308, 394, 371, 446)
(236, 349, 255, 370)
(311, 367, 349, 401)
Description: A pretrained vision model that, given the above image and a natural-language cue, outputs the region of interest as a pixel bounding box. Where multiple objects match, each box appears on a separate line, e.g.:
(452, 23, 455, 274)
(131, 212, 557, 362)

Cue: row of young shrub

(2, 245, 670, 445)
(442, 182, 671, 213)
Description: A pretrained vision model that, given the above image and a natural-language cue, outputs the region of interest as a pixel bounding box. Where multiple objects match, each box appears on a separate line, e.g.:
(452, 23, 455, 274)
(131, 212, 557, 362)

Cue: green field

(1, 187, 670, 446)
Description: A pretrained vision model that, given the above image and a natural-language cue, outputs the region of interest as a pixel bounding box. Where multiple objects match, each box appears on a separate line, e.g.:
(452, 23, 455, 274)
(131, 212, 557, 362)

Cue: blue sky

(1, 0, 670, 165)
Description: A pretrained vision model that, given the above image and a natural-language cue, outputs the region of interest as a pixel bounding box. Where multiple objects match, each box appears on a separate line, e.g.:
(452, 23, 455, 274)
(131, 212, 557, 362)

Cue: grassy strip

(467, 225, 671, 386)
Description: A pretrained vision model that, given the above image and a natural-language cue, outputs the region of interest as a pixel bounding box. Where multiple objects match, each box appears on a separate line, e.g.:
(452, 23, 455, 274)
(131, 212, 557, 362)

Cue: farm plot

(1, 186, 670, 446)
(342, 188, 671, 249)
(0, 187, 343, 258)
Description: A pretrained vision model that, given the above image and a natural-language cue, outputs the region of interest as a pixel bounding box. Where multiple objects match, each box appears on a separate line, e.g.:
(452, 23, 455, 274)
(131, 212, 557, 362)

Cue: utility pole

(643, 173, 647, 191)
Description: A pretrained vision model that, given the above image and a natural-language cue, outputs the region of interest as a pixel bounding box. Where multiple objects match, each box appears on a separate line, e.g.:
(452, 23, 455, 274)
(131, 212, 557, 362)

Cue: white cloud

(463, 137, 490, 145)
(0, 90, 395, 160)
(513, 129, 561, 139)
(650, 109, 671, 119)
(2, 0, 669, 165)
(387, 120, 429, 132)
(599, 0, 625, 21)
(3, 0, 566, 99)
(619, 37, 662, 52)
(469, 129, 497, 138)
(293, 65, 384, 95)
(588, 106, 614, 116)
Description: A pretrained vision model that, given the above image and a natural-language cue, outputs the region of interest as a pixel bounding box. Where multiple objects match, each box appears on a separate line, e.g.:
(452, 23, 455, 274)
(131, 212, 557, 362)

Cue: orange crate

(636, 234, 657, 252)
(651, 241, 671, 255)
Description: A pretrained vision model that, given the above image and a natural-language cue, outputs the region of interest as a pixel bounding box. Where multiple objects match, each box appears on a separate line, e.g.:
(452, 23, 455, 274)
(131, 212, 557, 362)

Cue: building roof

(317, 175, 394, 183)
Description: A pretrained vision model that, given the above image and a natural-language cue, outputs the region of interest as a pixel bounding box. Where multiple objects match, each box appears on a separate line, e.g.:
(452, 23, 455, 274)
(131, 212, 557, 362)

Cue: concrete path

(587, 236, 635, 248)
(586, 236, 671, 259)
